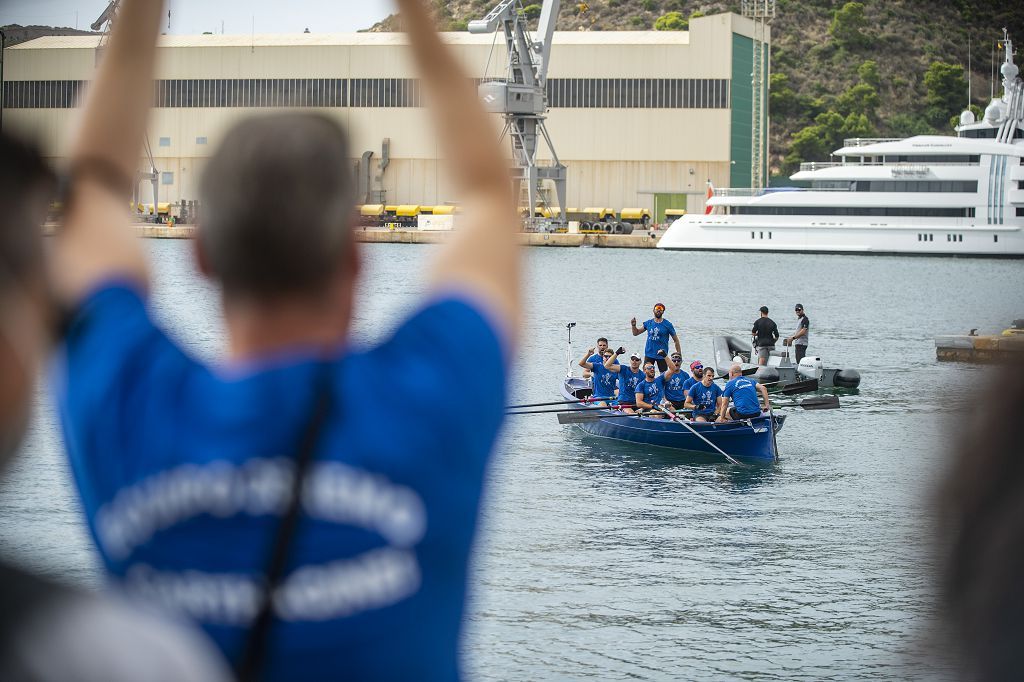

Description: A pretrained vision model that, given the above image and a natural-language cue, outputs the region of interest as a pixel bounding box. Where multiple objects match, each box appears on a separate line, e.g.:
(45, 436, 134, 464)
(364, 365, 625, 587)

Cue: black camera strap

(235, 368, 333, 682)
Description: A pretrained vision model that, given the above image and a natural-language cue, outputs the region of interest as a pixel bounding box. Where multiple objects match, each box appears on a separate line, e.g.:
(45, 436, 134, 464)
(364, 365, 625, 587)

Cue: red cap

(690, 361, 703, 371)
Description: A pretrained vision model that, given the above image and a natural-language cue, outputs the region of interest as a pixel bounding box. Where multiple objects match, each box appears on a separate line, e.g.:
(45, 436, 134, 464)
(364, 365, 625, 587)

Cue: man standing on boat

(634, 355, 680, 416)
(580, 346, 618, 405)
(685, 368, 723, 422)
(630, 303, 681, 371)
(605, 350, 643, 412)
(751, 306, 779, 365)
(717, 364, 772, 422)
(784, 304, 810, 362)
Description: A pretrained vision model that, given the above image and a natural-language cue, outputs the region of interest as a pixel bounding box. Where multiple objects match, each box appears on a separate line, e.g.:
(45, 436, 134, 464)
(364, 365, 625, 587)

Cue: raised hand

(615, 346, 625, 355)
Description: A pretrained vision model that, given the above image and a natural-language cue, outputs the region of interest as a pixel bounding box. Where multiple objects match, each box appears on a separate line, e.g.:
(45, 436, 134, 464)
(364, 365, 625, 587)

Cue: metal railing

(798, 160, 979, 172)
(842, 137, 902, 147)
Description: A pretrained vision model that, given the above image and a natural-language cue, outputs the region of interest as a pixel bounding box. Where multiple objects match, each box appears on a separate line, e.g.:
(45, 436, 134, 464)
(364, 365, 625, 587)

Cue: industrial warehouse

(2, 11, 769, 224)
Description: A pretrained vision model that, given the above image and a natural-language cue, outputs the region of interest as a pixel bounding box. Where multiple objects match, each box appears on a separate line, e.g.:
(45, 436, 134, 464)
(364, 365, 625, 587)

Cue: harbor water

(3, 240, 1021, 680)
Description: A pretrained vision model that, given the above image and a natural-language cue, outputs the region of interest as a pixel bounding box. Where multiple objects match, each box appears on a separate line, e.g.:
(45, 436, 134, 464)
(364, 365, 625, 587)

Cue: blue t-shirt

(55, 284, 507, 682)
(589, 361, 617, 399)
(616, 367, 643, 404)
(682, 375, 700, 393)
(687, 381, 723, 415)
(723, 376, 762, 415)
(634, 375, 666, 407)
(641, 318, 676, 359)
(587, 353, 619, 367)
(663, 372, 688, 402)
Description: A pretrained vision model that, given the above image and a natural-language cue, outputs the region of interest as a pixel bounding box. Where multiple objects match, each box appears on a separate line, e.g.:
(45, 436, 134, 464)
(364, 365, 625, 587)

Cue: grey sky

(0, 0, 397, 34)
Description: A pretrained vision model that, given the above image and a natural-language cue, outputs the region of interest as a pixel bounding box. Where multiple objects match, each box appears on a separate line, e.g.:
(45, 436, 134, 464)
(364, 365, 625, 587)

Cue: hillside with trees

(371, 1, 1024, 179)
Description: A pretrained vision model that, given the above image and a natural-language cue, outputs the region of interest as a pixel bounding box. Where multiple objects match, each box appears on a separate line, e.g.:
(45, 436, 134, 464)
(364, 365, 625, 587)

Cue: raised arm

(664, 354, 678, 380)
(51, 0, 164, 303)
(398, 0, 519, 338)
(578, 347, 595, 370)
(605, 350, 623, 373)
(630, 317, 644, 336)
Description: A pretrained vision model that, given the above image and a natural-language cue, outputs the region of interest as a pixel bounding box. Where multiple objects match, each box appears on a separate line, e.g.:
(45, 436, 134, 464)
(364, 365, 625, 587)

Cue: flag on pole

(704, 180, 714, 215)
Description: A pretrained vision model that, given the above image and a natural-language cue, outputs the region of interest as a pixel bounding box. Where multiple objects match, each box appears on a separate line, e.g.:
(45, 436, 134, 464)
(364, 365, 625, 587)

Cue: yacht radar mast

(469, 0, 567, 231)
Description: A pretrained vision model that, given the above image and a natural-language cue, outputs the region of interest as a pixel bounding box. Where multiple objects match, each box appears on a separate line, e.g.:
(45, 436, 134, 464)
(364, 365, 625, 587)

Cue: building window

(161, 171, 174, 185)
(158, 137, 171, 147)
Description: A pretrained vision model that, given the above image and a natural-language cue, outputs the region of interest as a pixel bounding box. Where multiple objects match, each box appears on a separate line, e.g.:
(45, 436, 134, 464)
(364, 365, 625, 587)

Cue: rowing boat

(560, 377, 784, 463)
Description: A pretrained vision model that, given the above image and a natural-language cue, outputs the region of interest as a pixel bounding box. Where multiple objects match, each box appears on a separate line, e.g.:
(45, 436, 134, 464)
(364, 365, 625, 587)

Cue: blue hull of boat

(561, 378, 783, 463)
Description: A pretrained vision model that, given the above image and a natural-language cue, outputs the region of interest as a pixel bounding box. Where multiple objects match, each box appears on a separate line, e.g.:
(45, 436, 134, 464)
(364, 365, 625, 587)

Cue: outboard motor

(797, 356, 824, 381)
(833, 369, 861, 389)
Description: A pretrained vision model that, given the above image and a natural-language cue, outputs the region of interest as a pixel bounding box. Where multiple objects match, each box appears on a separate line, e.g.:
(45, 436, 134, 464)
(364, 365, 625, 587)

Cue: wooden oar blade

(780, 378, 819, 395)
(799, 395, 840, 410)
(558, 411, 602, 424)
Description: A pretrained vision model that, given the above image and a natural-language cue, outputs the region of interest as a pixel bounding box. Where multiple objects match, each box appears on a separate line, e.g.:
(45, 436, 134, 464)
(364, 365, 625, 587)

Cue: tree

(836, 82, 879, 118)
(924, 61, 968, 125)
(857, 60, 880, 88)
(654, 11, 687, 31)
(520, 4, 542, 20)
(828, 2, 869, 50)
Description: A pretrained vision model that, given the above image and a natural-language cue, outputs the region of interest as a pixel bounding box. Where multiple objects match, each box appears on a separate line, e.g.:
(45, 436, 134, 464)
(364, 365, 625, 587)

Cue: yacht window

(751, 232, 755, 239)
(995, 235, 999, 242)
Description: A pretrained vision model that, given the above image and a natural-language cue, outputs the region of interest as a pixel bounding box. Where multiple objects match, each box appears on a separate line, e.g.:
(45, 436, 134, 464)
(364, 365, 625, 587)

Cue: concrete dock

(44, 224, 663, 248)
(935, 331, 1024, 363)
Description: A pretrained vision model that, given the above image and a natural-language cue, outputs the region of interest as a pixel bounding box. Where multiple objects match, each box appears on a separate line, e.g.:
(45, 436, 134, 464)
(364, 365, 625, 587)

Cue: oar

(557, 410, 646, 424)
(506, 397, 611, 409)
(507, 403, 633, 416)
(768, 406, 780, 462)
(654, 405, 744, 466)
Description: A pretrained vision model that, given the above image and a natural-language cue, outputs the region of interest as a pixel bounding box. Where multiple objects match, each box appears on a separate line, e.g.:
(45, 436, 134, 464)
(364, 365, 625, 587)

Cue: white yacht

(658, 32, 1024, 257)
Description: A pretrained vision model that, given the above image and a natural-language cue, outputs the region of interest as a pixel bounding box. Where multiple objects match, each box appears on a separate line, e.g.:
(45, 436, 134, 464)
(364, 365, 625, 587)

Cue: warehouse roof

(11, 30, 692, 50)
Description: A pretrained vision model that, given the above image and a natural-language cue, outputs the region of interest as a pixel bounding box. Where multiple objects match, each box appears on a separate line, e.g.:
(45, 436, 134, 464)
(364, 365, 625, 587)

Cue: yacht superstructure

(657, 32, 1024, 257)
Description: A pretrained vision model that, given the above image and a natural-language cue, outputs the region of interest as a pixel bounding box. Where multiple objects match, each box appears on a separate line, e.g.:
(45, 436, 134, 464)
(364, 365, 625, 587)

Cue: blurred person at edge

(934, 362, 1024, 681)
(0, 133, 230, 680)
(49, 0, 520, 681)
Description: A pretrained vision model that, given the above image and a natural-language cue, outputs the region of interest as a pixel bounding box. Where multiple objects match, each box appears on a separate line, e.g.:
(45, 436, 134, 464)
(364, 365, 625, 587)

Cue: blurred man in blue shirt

(579, 346, 618, 405)
(50, 0, 521, 679)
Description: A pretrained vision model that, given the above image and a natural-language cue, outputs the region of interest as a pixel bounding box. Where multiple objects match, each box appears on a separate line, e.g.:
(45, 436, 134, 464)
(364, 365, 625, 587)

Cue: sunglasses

(644, 365, 656, 371)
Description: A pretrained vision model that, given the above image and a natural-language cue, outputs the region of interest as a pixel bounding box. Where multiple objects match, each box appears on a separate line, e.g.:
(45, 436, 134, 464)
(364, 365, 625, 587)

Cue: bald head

(729, 363, 742, 378)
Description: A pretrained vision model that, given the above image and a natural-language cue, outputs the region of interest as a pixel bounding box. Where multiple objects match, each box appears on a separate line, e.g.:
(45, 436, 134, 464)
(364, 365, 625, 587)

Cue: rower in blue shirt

(630, 303, 681, 372)
(717, 363, 773, 422)
(685, 367, 724, 422)
(681, 359, 705, 394)
(634, 355, 679, 416)
(605, 349, 644, 413)
(579, 346, 618, 405)
(584, 337, 618, 378)
(663, 352, 690, 410)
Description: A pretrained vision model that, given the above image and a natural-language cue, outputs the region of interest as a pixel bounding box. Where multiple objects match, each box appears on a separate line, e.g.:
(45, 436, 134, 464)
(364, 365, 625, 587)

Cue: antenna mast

(741, 0, 776, 191)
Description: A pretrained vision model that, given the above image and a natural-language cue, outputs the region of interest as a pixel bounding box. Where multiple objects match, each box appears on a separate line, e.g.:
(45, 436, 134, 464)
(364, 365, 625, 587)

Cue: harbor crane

(469, 0, 567, 230)
(91, 0, 161, 220)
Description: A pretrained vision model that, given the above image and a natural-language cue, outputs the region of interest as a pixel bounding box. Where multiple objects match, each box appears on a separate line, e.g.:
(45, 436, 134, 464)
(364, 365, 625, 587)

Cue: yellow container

(360, 204, 385, 217)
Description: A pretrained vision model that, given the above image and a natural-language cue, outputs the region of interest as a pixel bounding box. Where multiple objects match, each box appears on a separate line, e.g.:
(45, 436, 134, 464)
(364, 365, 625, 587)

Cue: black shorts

(644, 356, 668, 372)
(667, 399, 686, 410)
(729, 407, 761, 420)
(691, 411, 715, 420)
(794, 345, 807, 362)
